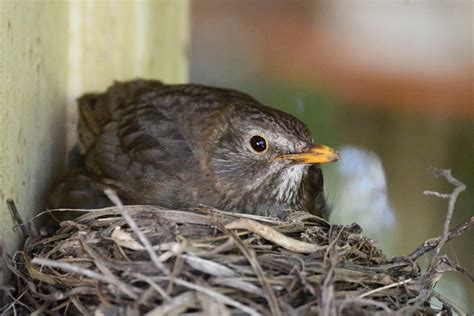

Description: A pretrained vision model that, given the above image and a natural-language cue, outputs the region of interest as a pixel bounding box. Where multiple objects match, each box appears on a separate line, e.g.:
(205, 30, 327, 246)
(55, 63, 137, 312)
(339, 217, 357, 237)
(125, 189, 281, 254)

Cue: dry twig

(104, 188, 170, 276)
(409, 216, 473, 261)
(423, 168, 466, 268)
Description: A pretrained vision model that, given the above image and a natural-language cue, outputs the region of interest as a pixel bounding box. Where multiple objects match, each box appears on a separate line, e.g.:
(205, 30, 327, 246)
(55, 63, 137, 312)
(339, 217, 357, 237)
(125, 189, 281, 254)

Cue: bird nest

(3, 184, 471, 316)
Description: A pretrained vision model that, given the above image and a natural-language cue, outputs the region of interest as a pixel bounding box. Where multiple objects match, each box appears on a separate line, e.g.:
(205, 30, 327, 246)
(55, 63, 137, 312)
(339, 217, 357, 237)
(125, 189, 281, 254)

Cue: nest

(3, 190, 468, 316)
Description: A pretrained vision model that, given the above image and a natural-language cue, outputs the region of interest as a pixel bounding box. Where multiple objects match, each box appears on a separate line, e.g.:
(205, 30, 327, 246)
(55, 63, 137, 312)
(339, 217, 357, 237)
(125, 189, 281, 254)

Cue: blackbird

(51, 80, 339, 218)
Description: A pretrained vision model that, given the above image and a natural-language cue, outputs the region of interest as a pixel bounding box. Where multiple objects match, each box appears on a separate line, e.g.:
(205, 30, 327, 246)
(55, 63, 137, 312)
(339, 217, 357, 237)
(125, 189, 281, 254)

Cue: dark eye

(250, 135, 268, 153)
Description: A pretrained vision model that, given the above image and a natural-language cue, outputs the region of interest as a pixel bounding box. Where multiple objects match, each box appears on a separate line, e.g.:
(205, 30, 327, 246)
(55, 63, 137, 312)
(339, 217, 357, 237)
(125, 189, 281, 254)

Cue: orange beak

(275, 144, 340, 164)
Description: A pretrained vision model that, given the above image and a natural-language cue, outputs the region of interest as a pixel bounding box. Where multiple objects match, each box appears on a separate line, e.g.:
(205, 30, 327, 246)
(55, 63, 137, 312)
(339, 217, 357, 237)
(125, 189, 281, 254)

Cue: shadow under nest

(1, 189, 470, 315)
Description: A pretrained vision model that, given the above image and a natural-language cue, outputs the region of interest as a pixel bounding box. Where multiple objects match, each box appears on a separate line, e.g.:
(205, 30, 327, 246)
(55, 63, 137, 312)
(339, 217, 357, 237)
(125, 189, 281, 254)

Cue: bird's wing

(77, 80, 194, 201)
(78, 80, 165, 153)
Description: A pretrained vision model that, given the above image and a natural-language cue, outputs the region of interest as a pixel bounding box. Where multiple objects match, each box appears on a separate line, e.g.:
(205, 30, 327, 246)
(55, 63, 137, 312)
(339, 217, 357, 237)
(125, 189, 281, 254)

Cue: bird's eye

(250, 135, 268, 153)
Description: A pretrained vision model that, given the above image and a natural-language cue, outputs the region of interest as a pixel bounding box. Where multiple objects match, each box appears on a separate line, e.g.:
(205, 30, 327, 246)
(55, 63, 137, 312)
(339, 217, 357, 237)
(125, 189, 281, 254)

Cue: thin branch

(104, 189, 170, 276)
(0, 287, 30, 315)
(358, 278, 414, 299)
(78, 233, 138, 299)
(338, 297, 393, 313)
(31, 257, 113, 284)
(409, 216, 474, 261)
(225, 218, 325, 253)
(7, 199, 33, 237)
(423, 192, 450, 199)
(155, 277, 262, 316)
(132, 273, 172, 303)
(422, 169, 466, 268)
(319, 257, 336, 316)
(220, 223, 281, 316)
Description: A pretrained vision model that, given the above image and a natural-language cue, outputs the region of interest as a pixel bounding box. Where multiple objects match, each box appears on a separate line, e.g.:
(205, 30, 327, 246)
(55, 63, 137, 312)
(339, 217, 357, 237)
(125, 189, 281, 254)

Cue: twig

(319, 228, 346, 316)
(225, 218, 325, 253)
(132, 273, 172, 303)
(319, 256, 336, 316)
(358, 278, 413, 299)
(324, 226, 345, 261)
(69, 295, 89, 315)
(31, 257, 114, 284)
(104, 189, 170, 276)
(399, 169, 470, 315)
(78, 233, 138, 299)
(199, 205, 284, 224)
(0, 287, 31, 316)
(409, 216, 474, 261)
(220, 223, 281, 316)
(155, 277, 262, 316)
(422, 169, 466, 268)
(6, 199, 32, 237)
(1, 240, 28, 284)
(338, 297, 393, 313)
(146, 291, 196, 316)
(445, 258, 474, 283)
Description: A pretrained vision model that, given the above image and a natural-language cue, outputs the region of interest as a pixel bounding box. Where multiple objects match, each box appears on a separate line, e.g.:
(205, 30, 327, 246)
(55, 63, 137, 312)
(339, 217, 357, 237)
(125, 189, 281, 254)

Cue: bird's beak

(275, 144, 340, 164)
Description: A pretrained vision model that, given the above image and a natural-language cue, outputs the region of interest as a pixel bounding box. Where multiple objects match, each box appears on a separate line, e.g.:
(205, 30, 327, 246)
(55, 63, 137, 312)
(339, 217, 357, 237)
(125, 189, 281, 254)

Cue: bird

(50, 79, 339, 218)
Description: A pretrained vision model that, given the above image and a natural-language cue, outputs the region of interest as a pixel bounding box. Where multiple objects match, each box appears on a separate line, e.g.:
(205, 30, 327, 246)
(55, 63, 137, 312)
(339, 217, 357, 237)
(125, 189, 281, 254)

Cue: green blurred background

(190, 0, 473, 311)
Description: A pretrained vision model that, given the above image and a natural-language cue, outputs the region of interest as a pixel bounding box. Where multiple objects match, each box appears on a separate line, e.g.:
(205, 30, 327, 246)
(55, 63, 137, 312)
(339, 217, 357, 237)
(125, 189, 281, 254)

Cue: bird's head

(208, 101, 339, 211)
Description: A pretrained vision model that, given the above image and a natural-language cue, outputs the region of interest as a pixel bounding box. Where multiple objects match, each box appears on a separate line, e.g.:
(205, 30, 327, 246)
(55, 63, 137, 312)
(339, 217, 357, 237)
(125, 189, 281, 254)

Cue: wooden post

(0, 0, 189, 271)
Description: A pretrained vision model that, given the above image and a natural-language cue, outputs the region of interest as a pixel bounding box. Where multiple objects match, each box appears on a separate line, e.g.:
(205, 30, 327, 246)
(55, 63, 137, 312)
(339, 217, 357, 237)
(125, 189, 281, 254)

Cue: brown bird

(51, 80, 339, 218)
